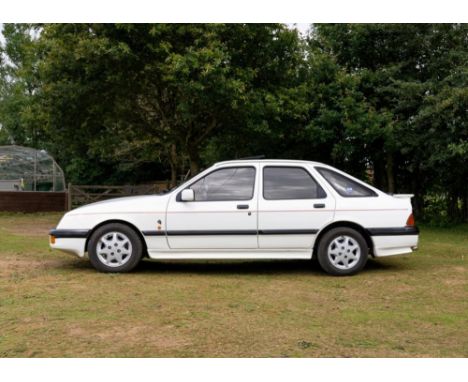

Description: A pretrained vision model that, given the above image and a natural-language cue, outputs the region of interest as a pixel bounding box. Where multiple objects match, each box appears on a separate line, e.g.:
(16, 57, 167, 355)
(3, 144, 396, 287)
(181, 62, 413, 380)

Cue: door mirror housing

(181, 189, 195, 202)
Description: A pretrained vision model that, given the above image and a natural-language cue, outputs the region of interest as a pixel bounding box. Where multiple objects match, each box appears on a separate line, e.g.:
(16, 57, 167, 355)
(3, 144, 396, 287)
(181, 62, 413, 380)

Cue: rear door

(258, 165, 335, 249)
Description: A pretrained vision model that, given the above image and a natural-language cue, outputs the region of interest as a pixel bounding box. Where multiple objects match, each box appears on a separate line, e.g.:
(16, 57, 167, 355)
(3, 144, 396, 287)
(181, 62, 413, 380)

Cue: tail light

(406, 213, 415, 227)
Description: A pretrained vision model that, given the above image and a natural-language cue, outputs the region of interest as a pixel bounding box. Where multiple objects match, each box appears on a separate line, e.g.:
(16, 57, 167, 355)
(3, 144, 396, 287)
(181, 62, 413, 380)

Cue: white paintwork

(372, 235, 419, 257)
(50, 159, 419, 262)
(52, 238, 87, 257)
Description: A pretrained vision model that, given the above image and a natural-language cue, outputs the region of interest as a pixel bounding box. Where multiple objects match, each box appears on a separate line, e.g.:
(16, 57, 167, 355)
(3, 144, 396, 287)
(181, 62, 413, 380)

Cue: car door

(258, 165, 335, 249)
(165, 165, 259, 249)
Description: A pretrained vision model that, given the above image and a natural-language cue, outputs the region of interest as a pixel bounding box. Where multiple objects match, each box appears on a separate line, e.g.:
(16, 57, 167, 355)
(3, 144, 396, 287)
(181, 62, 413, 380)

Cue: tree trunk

(386, 153, 395, 194)
(188, 146, 200, 176)
(372, 157, 386, 191)
(461, 191, 468, 223)
(169, 144, 178, 188)
(447, 191, 459, 223)
(411, 166, 423, 220)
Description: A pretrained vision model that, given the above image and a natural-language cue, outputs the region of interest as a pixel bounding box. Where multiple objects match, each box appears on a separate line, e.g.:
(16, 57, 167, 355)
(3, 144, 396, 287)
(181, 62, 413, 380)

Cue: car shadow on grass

(134, 257, 408, 276)
(138, 259, 322, 275)
(56, 256, 409, 276)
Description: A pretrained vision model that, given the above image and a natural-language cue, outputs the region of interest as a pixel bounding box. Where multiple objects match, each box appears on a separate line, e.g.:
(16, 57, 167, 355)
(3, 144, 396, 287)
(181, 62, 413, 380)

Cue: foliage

(0, 23, 466, 222)
(311, 24, 468, 221)
(0, 24, 45, 147)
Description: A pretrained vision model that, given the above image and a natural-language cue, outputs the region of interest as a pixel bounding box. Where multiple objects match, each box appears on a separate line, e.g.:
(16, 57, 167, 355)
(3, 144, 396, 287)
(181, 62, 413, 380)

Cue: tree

(36, 23, 304, 184)
(0, 24, 44, 147)
(311, 24, 468, 221)
(1, 23, 466, 222)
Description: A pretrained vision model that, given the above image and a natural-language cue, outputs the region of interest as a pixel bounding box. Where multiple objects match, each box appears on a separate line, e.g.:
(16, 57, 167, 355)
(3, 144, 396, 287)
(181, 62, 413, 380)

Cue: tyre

(316, 227, 368, 276)
(88, 223, 143, 273)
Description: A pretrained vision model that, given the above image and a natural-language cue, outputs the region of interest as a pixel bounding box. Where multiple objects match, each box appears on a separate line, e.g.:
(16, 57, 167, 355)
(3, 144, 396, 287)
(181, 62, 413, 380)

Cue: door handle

(314, 203, 325, 208)
(237, 204, 249, 209)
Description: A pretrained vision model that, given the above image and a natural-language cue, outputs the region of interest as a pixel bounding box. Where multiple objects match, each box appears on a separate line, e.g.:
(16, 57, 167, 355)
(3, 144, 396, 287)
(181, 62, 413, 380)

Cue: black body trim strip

(51, 227, 419, 239)
(168, 230, 257, 236)
(259, 229, 318, 235)
(366, 226, 419, 236)
(49, 229, 89, 238)
(142, 229, 318, 236)
(142, 230, 168, 236)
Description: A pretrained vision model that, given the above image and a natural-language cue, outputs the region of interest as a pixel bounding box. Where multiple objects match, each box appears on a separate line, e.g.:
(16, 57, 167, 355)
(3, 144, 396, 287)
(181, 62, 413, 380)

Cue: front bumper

(49, 229, 89, 257)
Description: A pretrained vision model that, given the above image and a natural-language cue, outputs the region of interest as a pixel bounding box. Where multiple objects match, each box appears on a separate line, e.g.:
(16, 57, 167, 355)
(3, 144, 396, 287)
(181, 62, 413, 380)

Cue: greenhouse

(0, 145, 65, 192)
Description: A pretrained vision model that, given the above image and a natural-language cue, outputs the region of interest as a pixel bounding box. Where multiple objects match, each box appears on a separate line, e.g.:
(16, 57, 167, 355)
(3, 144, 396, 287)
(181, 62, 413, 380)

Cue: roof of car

(214, 159, 328, 167)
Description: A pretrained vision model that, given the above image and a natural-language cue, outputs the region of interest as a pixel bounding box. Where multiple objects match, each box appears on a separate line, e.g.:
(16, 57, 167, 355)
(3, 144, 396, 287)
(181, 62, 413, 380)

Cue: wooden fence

(0, 191, 67, 212)
(67, 182, 171, 210)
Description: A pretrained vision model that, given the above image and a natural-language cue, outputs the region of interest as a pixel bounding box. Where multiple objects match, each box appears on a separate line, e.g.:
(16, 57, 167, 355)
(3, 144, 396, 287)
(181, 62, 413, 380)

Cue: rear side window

(263, 166, 326, 200)
(316, 167, 377, 197)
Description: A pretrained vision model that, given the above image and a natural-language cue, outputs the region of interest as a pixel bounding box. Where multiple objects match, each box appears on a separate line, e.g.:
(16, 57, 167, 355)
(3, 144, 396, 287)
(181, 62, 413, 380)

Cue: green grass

(0, 212, 467, 357)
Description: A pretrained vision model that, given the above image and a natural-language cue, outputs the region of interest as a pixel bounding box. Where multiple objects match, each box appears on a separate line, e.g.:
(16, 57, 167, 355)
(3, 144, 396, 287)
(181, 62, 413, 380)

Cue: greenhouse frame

(0, 145, 66, 192)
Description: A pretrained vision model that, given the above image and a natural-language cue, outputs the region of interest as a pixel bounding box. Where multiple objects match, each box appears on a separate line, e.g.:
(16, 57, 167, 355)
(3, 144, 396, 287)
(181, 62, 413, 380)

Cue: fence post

(67, 183, 72, 211)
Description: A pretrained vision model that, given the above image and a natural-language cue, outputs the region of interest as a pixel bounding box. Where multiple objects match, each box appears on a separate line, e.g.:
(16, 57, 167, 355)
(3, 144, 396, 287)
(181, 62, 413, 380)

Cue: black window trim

(262, 165, 327, 201)
(176, 165, 257, 202)
(315, 166, 378, 198)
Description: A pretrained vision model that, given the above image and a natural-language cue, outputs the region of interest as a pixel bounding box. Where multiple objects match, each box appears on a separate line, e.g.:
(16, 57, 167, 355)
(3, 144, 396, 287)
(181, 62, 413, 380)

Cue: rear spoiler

(391, 194, 414, 199)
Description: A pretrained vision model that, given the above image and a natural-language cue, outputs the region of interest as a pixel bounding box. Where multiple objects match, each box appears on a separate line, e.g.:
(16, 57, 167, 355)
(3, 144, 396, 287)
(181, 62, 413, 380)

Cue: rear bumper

(366, 226, 419, 236)
(367, 227, 419, 257)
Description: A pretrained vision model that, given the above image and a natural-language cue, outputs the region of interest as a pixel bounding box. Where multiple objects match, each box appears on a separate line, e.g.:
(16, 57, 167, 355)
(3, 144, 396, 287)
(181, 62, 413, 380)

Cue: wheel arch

(85, 219, 148, 255)
(313, 221, 374, 258)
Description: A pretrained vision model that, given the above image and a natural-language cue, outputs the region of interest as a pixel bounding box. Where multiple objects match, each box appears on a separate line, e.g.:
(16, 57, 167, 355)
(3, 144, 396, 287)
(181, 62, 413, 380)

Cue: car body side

(50, 160, 419, 260)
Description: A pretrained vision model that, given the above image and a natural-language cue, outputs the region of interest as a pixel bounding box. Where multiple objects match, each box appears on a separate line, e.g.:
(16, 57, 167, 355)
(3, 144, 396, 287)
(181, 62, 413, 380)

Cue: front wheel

(316, 227, 368, 276)
(88, 223, 143, 273)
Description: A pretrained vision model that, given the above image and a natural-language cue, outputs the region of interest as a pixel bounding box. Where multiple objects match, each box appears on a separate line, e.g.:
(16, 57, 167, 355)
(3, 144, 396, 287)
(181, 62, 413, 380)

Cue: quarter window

(189, 167, 255, 201)
(316, 167, 377, 197)
(263, 167, 326, 200)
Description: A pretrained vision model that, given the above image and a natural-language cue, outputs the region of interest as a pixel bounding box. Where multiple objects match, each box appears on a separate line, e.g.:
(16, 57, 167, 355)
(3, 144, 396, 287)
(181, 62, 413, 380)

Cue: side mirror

(181, 189, 195, 202)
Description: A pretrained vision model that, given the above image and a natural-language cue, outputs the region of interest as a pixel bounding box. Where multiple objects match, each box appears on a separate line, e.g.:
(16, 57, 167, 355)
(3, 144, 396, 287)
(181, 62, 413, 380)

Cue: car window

(189, 167, 255, 201)
(263, 166, 326, 200)
(316, 167, 377, 197)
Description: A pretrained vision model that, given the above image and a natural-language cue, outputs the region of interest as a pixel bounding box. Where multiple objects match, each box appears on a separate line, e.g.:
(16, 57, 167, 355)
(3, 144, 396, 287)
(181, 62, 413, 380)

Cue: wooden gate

(67, 182, 170, 210)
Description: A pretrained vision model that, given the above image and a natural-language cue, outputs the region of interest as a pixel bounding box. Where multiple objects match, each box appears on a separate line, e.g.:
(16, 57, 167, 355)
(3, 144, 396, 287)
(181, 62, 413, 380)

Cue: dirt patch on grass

(0, 212, 61, 237)
(67, 323, 192, 351)
(0, 256, 61, 270)
(0, 256, 71, 279)
(4, 221, 53, 237)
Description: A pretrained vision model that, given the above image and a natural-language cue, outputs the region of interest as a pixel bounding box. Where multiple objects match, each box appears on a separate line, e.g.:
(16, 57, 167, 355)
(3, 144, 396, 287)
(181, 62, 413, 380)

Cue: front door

(258, 165, 335, 249)
(166, 165, 259, 249)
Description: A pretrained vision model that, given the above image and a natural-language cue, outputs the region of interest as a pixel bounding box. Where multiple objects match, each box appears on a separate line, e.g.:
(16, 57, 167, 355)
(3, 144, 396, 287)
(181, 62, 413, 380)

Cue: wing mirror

(181, 188, 195, 202)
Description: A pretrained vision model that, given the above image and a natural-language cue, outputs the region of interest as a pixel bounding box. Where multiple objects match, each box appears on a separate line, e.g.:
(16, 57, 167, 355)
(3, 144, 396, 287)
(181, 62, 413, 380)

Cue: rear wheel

(317, 227, 368, 276)
(88, 223, 143, 273)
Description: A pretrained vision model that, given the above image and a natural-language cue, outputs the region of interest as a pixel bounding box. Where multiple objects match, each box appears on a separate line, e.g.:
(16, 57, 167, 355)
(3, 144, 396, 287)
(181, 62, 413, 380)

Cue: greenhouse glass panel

(0, 145, 66, 191)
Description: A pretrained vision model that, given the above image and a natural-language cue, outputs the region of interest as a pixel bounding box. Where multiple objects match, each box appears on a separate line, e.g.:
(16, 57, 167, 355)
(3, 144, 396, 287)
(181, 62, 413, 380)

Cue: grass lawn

(0, 212, 466, 357)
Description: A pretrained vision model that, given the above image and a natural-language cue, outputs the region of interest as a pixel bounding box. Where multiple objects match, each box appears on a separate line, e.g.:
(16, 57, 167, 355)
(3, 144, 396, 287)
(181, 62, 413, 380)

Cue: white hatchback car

(50, 159, 419, 275)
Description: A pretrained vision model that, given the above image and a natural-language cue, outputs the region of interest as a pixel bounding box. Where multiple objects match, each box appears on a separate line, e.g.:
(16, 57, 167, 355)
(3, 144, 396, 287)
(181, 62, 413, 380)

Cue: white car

(50, 159, 419, 275)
